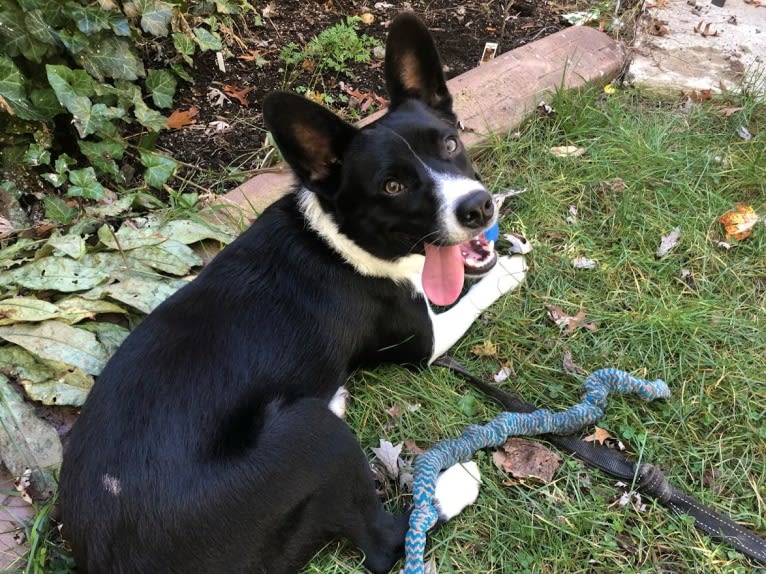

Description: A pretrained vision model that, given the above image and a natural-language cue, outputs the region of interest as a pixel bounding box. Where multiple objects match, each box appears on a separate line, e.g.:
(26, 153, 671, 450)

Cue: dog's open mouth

(422, 232, 498, 307)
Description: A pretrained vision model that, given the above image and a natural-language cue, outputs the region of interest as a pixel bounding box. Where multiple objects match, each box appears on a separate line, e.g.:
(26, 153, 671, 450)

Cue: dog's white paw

(433, 460, 481, 521)
(466, 254, 527, 311)
(328, 386, 350, 419)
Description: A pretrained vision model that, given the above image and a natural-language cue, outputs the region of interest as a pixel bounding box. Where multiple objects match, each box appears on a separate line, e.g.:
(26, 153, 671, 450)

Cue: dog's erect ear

(263, 92, 358, 194)
(384, 13, 453, 116)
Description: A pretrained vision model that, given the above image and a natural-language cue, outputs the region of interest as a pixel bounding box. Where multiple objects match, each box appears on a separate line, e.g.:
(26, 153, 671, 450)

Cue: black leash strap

(433, 356, 766, 565)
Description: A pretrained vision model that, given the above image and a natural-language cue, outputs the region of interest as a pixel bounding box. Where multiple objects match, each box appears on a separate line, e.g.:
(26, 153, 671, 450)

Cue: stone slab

(213, 25, 626, 221)
(626, 0, 766, 94)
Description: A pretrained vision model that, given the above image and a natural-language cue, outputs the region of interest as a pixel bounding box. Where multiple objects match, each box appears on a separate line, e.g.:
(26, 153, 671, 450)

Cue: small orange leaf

(718, 204, 759, 241)
(584, 426, 613, 445)
(167, 106, 199, 129)
(238, 49, 262, 62)
(223, 83, 254, 106)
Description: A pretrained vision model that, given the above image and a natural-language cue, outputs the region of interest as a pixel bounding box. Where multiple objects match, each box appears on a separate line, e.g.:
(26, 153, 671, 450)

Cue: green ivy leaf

(169, 63, 193, 83)
(78, 139, 126, 181)
(76, 35, 145, 81)
(41, 173, 68, 190)
(145, 69, 177, 109)
(133, 97, 167, 132)
(0, 56, 46, 121)
(70, 4, 112, 35)
(24, 143, 51, 167)
(68, 167, 106, 200)
(58, 28, 90, 54)
(110, 15, 131, 37)
(139, 0, 174, 36)
(24, 9, 60, 46)
(172, 32, 196, 66)
(193, 28, 223, 52)
(139, 151, 176, 189)
(29, 87, 63, 120)
(0, 2, 50, 62)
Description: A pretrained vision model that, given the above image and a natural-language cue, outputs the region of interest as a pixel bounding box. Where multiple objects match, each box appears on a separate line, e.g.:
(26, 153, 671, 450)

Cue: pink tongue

(423, 243, 465, 306)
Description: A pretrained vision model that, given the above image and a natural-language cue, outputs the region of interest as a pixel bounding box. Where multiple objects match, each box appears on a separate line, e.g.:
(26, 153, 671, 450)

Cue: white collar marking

(297, 189, 425, 286)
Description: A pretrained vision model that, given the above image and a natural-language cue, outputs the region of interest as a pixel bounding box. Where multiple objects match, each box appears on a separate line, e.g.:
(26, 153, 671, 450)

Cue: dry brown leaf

(648, 18, 669, 36)
(167, 106, 199, 129)
(223, 83, 254, 106)
(719, 106, 744, 117)
(545, 306, 597, 333)
(583, 426, 613, 445)
(0, 216, 14, 239)
(718, 204, 759, 241)
(0, 95, 14, 115)
(404, 439, 426, 455)
(562, 350, 586, 375)
(493, 437, 561, 482)
(550, 145, 586, 158)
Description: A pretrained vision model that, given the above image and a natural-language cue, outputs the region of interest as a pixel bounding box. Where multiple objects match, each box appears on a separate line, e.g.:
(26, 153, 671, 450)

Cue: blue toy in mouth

(484, 221, 499, 242)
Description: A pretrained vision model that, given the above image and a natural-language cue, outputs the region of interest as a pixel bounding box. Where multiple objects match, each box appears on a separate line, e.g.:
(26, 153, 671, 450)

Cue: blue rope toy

(403, 368, 670, 574)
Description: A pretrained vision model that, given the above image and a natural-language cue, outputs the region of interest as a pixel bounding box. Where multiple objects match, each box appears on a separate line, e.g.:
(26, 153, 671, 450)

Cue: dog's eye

(383, 179, 405, 194)
(445, 136, 459, 154)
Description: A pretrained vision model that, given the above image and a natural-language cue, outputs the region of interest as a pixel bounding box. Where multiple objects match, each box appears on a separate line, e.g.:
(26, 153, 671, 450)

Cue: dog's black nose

(456, 190, 495, 229)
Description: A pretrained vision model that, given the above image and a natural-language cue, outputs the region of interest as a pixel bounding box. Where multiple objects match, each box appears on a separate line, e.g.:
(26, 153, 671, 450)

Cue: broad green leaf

(193, 28, 223, 52)
(86, 272, 187, 314)
(0, 238, 40, 271)
(43, 196, 79, 224)
(67, 167, 106, 200)
(0, 297, 60, 325)
(97, 222, 167, 250)
(160, 219, 236, 245)
(79, 139, 126, 181)
(0, 375, 62, 495)
(78, 321, 129, 355)
(145, 69, 176, 109)
(55, 296, 127, 324)
(0, 256, 110, 292)
(41, 173, 67, 189)
(128, 240, 203, 275)
(44, 231, 86, 259)
(0, 56, 46, 121)
(84, 193, 136, 218)
(77, 36, 145, 81)
(140, 151, 176, 189)
(0, 346, 94, 406)
(0, 320, 110, 375)
(139, 0, 174, 36)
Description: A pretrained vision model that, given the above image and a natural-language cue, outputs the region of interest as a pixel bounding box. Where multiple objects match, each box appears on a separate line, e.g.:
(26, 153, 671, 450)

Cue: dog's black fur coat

(59, 13, 517, 574)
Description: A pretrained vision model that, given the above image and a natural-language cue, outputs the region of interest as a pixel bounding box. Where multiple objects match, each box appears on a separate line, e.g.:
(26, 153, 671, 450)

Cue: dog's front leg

(429, 255, 527, 363)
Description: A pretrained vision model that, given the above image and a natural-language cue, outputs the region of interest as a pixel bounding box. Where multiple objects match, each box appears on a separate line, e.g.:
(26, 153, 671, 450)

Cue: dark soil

(156, 1, 583, 190)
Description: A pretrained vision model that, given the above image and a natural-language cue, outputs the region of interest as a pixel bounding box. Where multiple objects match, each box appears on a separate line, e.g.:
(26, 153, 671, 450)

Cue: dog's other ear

(263, 92, 358, 195)
(384, 13, 453, 117)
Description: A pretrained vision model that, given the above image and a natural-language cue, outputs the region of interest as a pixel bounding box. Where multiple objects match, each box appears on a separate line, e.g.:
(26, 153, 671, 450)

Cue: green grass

(13, 87, 765, 573)
(306, 86, 765, 573)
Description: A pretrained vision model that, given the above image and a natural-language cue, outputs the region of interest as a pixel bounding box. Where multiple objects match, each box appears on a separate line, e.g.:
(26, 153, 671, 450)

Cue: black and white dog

(60, 13, 527, 574)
